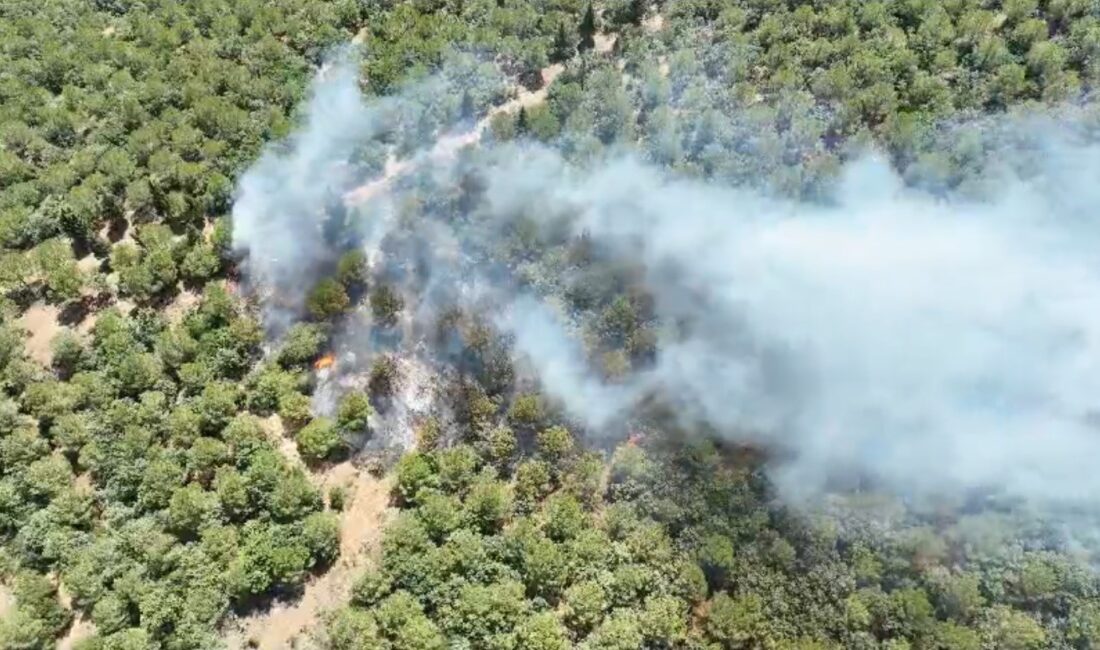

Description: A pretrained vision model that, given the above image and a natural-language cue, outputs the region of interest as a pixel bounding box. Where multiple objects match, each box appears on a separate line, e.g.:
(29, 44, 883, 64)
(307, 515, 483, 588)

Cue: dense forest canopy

(3, 1, 1100, 650)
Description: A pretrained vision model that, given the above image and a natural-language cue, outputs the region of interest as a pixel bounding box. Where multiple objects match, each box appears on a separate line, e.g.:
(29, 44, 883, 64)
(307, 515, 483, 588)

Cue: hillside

(3, 1, 1100, 650)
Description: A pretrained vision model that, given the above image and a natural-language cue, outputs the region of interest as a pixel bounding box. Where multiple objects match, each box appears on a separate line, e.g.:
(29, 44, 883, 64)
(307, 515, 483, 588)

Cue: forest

(3, 0, 1100, 649)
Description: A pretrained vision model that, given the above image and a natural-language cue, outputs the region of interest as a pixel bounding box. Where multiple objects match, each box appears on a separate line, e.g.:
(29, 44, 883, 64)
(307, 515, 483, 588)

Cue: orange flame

(314, 353, 336, 371)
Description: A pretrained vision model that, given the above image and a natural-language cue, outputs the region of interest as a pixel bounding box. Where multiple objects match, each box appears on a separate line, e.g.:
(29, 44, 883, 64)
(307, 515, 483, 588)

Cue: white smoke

(482, 145, 1100, 503)
(232, 49, 372, 326)
(232, 52, 1100, 509)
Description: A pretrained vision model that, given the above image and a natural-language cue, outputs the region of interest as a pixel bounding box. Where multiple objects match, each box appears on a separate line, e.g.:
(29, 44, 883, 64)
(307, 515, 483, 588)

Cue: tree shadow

(104, 215, 131, 243)
(57, 292, 112, 327)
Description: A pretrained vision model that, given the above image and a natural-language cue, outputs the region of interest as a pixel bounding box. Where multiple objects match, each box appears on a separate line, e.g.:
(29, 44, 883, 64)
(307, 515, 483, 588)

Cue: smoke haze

(233, 52, 1100, 510)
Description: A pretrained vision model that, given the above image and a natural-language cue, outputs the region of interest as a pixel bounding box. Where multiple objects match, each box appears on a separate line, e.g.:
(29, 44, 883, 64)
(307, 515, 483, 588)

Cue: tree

(167, 484, 218, 535)
(277, 323, 326, 368)
(552, 23, 574, 63)
(578, 4, 597, 53)
(6, 570, 72, 646)
(516, 107, 530, 136)
(279, 391, 314, 428)
(369, 283, 404, 327)
(978, 606, 1046, 650)
(564, 580, 607, 634)
(325, 608, 385, 650)
(352, 569, 393, 608)
(302, 511, 341, 566)
(296, 417, 344, 464)
(336, 392, 372, 435)
(514, 460, 553, 512)
(706, 592, 768, 648)
(336, 249, 368, 289)
(395, 452, 439, 505)
(308, 277, 351, 320)
(463, 478, 512, 534)
(583, 611, 644, 650)
(181, 242, 221, 281)
(437, 580, 529, 646)
(698, 534, 736, 590)
(516, 611, 570, 650)
(536, 425, 574, 464)
(50, 330, 85, 378)
(34, 238, 82, 302)
(369, 355, 400, 398)
(193, 380, 239, 434)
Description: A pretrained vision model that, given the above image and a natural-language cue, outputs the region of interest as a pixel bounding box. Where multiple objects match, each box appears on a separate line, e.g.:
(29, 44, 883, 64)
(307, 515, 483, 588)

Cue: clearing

(17, 303, 64, 367)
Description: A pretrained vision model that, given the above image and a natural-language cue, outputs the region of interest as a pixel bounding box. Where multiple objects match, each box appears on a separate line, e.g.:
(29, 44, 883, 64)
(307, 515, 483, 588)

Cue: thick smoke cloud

(484, 146, 1100, 503)
(233, 53, 1100, 508)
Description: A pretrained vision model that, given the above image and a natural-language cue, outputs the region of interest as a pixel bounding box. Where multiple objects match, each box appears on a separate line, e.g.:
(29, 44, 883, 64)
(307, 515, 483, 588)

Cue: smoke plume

(233, 52, 1100, 510)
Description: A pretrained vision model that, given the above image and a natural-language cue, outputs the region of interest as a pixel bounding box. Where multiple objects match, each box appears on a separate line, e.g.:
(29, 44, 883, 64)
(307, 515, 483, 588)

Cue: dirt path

(224, 468, 393, 649)
(0, 583, 12, 620)
(595, 32, 617, 54)
(344, 62, 563, 207)
(57, 615, 96, 650)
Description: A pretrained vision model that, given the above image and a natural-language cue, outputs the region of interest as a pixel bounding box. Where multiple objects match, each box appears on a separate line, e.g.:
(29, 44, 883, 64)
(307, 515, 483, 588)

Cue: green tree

(370, 283, 404, 327)
(296, 417, 344, 464)
(517, 611, 570, 650)
(336, 392, 372, 435)
(552, 23, 574, 63)
(395, 452, 439, 505)
(34, 238, 82, 302)
(308, 277, 351, 320)
(706, 592, 768, 649)
(336, 249, 368, 289)
(564, 580, 607, 634)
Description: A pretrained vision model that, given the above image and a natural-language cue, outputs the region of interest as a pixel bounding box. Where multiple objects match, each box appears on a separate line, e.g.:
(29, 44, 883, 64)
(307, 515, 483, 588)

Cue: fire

(314, 353, 336, 371)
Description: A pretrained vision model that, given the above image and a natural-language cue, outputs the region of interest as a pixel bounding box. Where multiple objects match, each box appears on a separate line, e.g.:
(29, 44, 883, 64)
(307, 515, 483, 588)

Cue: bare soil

(0, 583, 13, 620)
(164, 288, 201, 324)
(57, 615, 96, 650)
(17, 303, 64, 367)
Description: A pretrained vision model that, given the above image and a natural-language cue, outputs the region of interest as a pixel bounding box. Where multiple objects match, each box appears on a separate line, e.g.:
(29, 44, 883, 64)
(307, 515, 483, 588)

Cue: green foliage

(395, 452, 439, 505)
(277, 323, 327, 368)
(369, 283, 404, 327)
(336, 250, 368, 289)
(308, 277, 351, 320)
(336, 392, 372, 435)
(296, 417, 344, 465)
(369, 355, 400, 398)
(564, 580, 608, 634)
(33, 238, 82, 302)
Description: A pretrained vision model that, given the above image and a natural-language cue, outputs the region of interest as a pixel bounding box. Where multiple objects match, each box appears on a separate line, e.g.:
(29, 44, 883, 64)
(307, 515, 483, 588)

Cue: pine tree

(551, 22, 572, 63)
(629, 0, 646, 25)
(578, 4, 596, 53)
